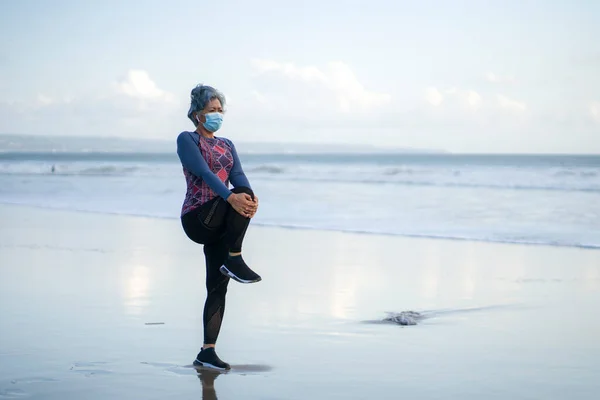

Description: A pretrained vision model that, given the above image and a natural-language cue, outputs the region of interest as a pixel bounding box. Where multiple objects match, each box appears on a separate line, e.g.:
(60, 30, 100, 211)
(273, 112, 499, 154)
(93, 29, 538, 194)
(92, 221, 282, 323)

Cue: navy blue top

(176, 131, 251, 201)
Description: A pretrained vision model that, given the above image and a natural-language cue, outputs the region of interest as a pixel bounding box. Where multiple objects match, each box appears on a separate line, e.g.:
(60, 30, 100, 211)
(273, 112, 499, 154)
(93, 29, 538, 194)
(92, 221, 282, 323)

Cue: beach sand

(1, 204, 599, 399)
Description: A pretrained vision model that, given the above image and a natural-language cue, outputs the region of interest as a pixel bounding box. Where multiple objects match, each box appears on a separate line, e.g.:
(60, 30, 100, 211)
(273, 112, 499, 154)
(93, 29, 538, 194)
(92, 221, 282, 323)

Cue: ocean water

(1, 138, 599, 249)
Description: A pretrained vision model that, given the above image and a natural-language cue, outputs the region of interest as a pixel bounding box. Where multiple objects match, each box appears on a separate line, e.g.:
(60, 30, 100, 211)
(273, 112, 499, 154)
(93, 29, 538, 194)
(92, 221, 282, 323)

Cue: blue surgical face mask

(201, 112, 223, 132)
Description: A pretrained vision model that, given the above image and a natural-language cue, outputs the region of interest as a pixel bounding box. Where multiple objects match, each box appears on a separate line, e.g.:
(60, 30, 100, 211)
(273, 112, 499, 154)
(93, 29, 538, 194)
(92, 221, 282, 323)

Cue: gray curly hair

(187, 84, 226, 126)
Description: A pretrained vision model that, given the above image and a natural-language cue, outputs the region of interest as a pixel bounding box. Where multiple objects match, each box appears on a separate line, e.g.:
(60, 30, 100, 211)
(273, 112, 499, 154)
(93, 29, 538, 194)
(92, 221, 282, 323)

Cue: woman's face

(196, 98, 223, 125)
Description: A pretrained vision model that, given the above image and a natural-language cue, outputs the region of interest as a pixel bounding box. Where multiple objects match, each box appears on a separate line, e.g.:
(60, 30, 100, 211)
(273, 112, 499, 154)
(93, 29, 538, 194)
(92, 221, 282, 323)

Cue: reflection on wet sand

(123, 264, 150, 315)
(196, 368, 221, 400)
(194, 365, 274, 400)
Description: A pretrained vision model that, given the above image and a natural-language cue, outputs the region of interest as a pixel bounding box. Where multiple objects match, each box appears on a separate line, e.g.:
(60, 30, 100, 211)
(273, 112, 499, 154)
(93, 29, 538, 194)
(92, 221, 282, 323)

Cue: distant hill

(0, 133, 445, 154)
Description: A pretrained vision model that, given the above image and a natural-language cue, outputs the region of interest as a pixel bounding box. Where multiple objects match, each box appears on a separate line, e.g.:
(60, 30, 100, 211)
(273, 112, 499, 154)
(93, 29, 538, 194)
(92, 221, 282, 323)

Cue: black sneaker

(193, 347, 231, 371)
(220, 255, 262, 284)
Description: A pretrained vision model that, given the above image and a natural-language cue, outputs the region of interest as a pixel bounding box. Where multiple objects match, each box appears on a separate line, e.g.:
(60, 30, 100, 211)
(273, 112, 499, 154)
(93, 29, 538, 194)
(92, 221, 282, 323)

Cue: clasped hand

(227, 192, 258, 218)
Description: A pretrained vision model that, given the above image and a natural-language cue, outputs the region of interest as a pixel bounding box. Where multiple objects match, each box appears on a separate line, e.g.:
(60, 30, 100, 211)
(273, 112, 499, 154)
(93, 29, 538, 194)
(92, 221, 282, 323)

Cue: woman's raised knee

(231, 186, 254, 197)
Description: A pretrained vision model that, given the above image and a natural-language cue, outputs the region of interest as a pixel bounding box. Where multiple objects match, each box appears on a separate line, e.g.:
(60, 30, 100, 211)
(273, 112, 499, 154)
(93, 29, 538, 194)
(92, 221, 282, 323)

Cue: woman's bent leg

(224, 186, 254, 253)
(220, 186, 262, 283)
(181, 187, 253, 253)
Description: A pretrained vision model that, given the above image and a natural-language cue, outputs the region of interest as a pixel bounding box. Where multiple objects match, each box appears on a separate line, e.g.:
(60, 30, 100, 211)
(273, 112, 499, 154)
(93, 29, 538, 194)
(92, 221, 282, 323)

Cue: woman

(177, 84, 261, 371)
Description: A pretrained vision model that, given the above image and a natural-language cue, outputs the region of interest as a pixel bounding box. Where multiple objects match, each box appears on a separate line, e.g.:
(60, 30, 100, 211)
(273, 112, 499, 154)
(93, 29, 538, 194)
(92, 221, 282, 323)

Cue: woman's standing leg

(193, 235, 233, 370)
(182, 203, 232, 370)
(202, 237, 229, 346)
(183, 186, 261, 370)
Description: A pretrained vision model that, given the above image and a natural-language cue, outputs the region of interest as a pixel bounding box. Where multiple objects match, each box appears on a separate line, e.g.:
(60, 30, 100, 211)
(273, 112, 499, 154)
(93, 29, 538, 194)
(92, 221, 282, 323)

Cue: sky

(1, 0, 599, 153)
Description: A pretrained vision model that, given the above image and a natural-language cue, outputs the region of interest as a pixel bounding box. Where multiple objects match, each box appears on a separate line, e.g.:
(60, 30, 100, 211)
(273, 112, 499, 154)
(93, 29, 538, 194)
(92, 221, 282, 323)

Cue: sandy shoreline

(1, 204, 599, 399)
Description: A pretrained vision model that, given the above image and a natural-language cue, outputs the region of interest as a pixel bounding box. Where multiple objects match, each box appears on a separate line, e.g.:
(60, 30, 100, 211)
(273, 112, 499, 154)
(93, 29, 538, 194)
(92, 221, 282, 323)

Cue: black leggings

(181, 186, 254, 345)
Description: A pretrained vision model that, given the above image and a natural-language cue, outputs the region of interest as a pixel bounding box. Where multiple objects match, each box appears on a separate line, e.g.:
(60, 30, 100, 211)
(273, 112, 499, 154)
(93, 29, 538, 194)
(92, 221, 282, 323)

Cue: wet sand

(1, 204, 599, 399)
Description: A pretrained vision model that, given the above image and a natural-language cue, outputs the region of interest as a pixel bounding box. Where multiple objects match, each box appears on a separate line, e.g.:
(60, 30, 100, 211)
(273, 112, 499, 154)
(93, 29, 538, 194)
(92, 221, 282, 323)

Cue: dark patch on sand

(383, 311, 426, 325)
(364, 305, 517, 326)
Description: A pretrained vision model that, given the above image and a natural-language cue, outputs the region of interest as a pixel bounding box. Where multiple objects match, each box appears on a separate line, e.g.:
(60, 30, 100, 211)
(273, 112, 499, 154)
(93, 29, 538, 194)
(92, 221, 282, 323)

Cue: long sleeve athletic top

(177, 131, 251, 216)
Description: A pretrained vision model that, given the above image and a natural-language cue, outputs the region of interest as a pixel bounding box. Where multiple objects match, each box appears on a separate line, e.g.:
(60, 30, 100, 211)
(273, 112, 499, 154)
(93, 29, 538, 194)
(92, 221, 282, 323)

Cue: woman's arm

(176, 132, 233, 200)
(226, 139, 252, 189)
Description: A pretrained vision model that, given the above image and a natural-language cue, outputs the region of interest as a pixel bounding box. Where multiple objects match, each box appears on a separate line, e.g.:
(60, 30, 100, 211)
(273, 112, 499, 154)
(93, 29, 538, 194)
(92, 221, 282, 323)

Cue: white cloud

(252, 90, 268, 104)
(113, 69, 175, 102)
(0, 70, 182, 138)
(425, 87, 481, 109)
(327, 62, 391, 112)
(425, 87, 444, 106)
(251, 59, 327, 83)
(34, 93, 74, 107)
(497, 94, 527, 112)
(486, 72, 516, 84)
(36, 94, 54, 106)
(590, 101, 600, 122)
(251, 59, 390, 113)
(466, 90, 482, 108)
